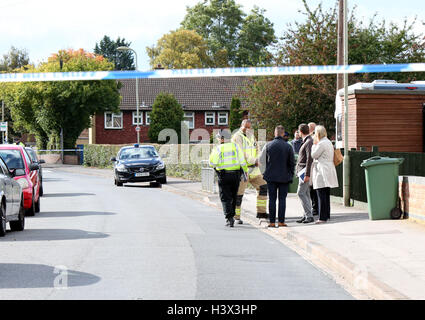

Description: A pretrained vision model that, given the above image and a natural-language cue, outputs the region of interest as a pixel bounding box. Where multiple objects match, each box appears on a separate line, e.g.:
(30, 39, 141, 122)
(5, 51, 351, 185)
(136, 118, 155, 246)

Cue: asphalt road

(0, 168, 352, 300)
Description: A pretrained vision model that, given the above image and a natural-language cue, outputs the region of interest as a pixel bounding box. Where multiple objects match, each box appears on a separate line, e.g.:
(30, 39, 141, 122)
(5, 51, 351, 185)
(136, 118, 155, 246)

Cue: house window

(104, 112, 123, 129)
(132, 111, 143, 125)
(218, 112, 228, 125)
(205, 112, 215, 126)
(145, 112, 151, 125)
(184, 112, 195, 129)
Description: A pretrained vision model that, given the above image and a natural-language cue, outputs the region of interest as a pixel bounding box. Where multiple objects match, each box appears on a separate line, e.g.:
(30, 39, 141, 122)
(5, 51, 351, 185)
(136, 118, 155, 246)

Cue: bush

(83, 144, 126, 168)
(148, 93, 184, 143)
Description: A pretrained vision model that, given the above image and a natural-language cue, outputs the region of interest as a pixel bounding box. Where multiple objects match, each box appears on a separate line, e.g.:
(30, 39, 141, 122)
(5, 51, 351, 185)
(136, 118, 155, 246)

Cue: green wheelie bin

(360, 156, 404, 220)
(288, 154, 299, 193)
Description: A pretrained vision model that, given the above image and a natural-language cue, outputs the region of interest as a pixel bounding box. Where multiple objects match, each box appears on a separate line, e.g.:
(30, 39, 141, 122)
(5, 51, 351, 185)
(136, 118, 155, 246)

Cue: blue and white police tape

(1, 63, 425, 83)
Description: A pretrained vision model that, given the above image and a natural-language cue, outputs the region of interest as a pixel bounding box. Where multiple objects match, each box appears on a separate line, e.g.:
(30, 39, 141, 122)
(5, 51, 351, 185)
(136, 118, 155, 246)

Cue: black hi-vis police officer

(209, 130, 248, 227)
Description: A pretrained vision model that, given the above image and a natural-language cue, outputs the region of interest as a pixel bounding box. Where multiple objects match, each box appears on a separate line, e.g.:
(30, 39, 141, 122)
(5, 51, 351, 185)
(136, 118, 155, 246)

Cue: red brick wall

(399, 176, 425, 225)
(95, 111, 229, 144)
(190, 111, 228, 140)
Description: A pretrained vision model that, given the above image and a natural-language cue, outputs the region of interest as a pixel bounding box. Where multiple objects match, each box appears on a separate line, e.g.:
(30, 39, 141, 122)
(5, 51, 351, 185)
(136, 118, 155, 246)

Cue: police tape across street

(1, 63, 425, 83)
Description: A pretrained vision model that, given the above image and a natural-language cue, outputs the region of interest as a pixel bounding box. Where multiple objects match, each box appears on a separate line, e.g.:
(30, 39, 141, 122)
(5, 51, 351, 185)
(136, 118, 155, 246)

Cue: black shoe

(257, 213, 269, 219)
(296, 217, 306, 223)
(237, 219, 243, 225)
(225, 217, 235, 227)
(303, 217, 314, 224)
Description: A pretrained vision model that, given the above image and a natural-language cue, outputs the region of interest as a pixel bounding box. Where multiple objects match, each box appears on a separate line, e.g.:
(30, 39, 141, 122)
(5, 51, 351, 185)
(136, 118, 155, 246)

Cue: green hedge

(83, 143, 210, 181)
(83, 144, 126, 168)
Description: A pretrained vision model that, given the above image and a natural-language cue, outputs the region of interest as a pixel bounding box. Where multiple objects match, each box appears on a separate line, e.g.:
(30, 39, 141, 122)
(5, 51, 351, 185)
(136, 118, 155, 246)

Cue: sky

(0, 0, 424, 70)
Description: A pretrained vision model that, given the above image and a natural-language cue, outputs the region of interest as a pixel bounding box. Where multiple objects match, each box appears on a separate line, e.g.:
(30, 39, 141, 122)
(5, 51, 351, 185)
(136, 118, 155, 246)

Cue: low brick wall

(39, 154, 61, 164)
(64, 155, 79, 165)
(399, 176, 425, 225)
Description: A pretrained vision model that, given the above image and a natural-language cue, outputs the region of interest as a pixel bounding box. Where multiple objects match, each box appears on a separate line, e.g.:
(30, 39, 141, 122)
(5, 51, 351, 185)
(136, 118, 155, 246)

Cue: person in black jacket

(259, 125, 295, 228)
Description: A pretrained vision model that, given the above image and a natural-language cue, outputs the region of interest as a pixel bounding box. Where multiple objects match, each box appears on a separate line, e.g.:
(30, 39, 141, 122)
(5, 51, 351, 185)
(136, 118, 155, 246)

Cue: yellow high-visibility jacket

(209, 142, 248, 173)
(231, 129, 257, 166)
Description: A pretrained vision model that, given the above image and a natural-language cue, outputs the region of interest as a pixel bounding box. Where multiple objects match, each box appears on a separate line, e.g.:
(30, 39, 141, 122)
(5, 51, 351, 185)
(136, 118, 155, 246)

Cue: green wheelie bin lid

(360, 156, 404, 168)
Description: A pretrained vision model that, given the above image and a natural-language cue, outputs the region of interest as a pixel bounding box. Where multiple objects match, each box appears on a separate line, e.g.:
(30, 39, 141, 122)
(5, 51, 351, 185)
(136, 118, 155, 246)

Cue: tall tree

(229, 96, 243, 131)
(146, 29, 212, 69)
(0, 46, 30, 71)
(148, 93, 184, 143)
(235, 6, 276, 67)
(0, 46, 32, 141)
(1, 49, 121, 148)
(94, 35, 135, 70)
(181, 0, 276, 67)
(243, 0, 425, 139)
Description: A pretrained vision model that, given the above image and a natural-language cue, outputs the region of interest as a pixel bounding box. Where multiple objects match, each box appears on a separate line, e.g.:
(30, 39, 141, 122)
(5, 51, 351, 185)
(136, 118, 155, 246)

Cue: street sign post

(0, 121, 8, 144)
(0, 122, 7, 132)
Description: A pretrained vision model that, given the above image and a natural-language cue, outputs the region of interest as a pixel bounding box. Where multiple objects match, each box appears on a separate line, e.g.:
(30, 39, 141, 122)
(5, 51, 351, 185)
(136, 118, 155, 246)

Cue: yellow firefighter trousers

(235, 171, 267, 218)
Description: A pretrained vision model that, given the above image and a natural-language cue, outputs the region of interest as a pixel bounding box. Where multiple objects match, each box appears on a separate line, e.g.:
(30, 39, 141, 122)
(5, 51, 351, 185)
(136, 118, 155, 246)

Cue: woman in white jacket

(311, 125, 339, 223)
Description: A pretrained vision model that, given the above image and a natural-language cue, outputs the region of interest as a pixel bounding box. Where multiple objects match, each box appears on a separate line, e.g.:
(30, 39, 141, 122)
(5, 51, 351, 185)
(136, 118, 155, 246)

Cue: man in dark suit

(259, 125, 295, 228)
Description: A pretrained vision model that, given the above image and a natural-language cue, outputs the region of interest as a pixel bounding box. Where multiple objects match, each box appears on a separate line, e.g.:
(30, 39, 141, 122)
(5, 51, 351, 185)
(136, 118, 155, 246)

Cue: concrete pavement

(162, 176, 425, 300)
(0, 165, 352, 300)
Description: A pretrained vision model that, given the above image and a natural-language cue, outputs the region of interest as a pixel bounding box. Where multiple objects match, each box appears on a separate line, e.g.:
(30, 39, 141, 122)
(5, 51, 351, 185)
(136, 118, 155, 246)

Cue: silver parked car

(0, 156, 25, 236)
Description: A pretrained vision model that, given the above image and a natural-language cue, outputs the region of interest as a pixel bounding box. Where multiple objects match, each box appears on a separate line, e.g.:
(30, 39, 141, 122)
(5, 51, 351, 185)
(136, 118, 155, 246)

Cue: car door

(2, 161, 22, 215)
(22, 149, 39, 199)
(0, 161, 13, 217)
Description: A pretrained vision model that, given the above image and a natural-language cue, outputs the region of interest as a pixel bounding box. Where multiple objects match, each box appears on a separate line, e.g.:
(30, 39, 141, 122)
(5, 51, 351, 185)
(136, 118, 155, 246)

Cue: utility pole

(342, 0, 351, 207)
(59, 58, 64, 163)
(337, 0, 344, 91)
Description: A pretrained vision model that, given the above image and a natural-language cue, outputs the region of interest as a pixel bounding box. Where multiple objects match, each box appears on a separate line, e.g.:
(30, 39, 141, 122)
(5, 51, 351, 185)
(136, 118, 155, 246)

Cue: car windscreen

(26, 148, 37, 162)
(0, 150, 26, 176)
(119, 147, 159, 160)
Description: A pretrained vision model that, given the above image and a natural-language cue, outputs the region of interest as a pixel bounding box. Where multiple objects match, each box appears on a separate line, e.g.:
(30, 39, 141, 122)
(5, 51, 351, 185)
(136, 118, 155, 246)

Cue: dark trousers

(316, 187, 331, 221)
(310, 186, 318, 214)
(217, 171, 241, 219)
(267, 182, 289, 223)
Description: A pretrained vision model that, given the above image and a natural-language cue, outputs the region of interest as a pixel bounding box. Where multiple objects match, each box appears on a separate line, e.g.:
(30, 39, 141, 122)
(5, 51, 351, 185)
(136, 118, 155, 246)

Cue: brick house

(89, 77, 249, 144)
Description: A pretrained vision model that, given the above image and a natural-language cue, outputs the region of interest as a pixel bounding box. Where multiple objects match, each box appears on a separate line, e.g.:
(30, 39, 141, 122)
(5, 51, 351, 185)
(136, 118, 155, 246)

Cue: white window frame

(145, 111, 151, 125)
(104, 112, 123, 129)
(132, 111, 143, 125)
(184, 112, 195, 129)
(218, 112, 228, 126)
(205, 112, 215, 126)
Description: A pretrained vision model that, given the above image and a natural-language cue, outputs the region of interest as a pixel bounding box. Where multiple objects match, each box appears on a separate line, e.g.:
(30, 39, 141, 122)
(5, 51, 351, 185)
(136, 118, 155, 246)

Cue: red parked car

(0, 145, 41, 216)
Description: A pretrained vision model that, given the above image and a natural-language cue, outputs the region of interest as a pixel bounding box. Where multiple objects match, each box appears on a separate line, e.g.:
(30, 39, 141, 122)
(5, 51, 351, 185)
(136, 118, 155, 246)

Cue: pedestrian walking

(209, 130, 248, 227)
(311, 125, 339, 223)
(308, 122, 319, 216)
(260, 126, 295, 228)
(232, 119, 268, 223)
(296, 124, 315, 224)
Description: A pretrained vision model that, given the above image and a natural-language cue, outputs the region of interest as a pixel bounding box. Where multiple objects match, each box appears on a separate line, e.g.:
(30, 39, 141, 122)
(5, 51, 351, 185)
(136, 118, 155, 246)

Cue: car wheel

(25, 195, 35, 217)
(35, 196, 40, 213)
(10, 200, 25, 232)
(116, 180, 123, 187)
(157, 177, 167, 184)
(0, 202, 6, 237)
(39, 183, 44, 197)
